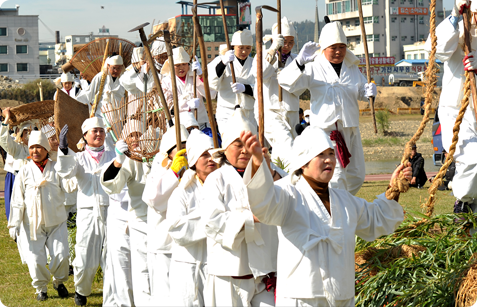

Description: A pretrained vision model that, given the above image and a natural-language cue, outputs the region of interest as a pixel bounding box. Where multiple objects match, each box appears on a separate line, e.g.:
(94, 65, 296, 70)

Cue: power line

(38, 17, 55, 39)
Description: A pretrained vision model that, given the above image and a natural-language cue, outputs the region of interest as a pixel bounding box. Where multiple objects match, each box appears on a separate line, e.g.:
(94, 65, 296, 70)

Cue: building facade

(325, 0, 444, 61)
(0, 5, 40, 80)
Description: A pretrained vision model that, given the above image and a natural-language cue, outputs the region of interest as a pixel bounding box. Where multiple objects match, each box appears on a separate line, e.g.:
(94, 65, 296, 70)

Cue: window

(207, 54, 211, 59)
(215, 46, 219, 51)
(362, 0, 372, 4)
(413, 54, 418, 59)
(372, 53, 380, 57)
(420, 53, 425, 59)
(327, 3, 333, 15)
(374, 16, 379, 23)
(419, 16, 424, 24)
(366, 34, 379, 42)
(215, 54, 219, 57)
(401, 36, 407, 41)
(17, 63, 28, 72)
(214, 26, 222, 34)
(401, 17, 407, 23)
(391, 17, 397, 23)
(410, 17, 415, 22)
(407, 54, 412, 59)
(16, 45, 27, 54)
(418, 0, 424, 5)
(355, 19, 360, 26)
(400, 0, 405, 4)
(391, 0, 395, 3)
(0, 28, 6, 36)
(207, 46, 211, 51)
(373, 0, 378, 4)
(392, 36, 397, 41)
(344, 0, 351, 12)
(411, 36, 415, 41)
(419, 34, 425, 41)
(346, 21, 350, 28)
(408, 0, 413, 3)
(0, 64, 7, 72)
(0, 46, 7, 54)
(356, 37, 361, 44)
(364, 17, 373, 24)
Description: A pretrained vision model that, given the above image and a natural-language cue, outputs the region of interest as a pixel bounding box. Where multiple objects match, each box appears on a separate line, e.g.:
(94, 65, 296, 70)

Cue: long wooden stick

(276, 0, 283, 102)
(256, 8, 265, 146)
(90, 39, 110, 118)
(462, 8, 477, 120)
(219, 0, 237, 84)
(164, 30, 182, 150)
(192, 5, 219, 148)
(193, 0, 199, 120)
(357, 0, 377, 134)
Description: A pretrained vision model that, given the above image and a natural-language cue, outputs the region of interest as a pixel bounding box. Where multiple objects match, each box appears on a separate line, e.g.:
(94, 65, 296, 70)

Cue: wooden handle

(219, 0, 237, 84)
(90, 39, 110, 118)
(256, 9, 265, 146)
(277, 0, 283, 102)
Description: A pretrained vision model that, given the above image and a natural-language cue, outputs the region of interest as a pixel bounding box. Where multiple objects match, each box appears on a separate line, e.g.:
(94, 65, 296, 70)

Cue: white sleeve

(76, 74, 100, 106)
(424, 17, 461, 63)
(0, 124, 27, 159)
(101, 159, 133, 195)
(277, 60, 311, 97)
(55, 148, 81, 180)
(142, 167, 179, 214)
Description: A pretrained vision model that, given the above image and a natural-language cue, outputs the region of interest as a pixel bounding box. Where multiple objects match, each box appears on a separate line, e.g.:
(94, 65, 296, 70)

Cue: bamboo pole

(256, 8, 265, 146)
(219, 0, 237, 84)
(90, 39, 110, 118)
(462, 8, 477, 120)
(276, 0, 283, 102)
(192, 5, 220, 148)
(357, 0, 378, 134)
(193, 0, 199, 120)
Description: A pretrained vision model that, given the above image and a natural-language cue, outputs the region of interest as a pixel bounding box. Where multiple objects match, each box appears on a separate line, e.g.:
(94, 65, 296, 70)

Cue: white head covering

(151, 39, 167, 56)
(231, 29, 253, 46)
(131, 47, 144, 64)
(81, 117, 105, 134)
(15, 120, 34, 143)
(159, 124, 190, 153)
(60, 72, 74, 83)
(28, 131, 51, 152)
(288, 126, 334, 174)
(179, 111, 199, 129)
(264, 16, 296, 43)
(318, 21, 360, 66)
(161, 46, 190, 75)
(121, 119, 143, 140)
(186, 129, 214, 167)
(41, 125, 56, 139)
(107, 55, 123, 66)
(304, 110, 311, 117)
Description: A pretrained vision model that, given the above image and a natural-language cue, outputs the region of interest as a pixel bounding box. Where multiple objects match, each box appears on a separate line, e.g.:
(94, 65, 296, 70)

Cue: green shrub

(375, 109, 390, 134)
(0, 79, 57, 103)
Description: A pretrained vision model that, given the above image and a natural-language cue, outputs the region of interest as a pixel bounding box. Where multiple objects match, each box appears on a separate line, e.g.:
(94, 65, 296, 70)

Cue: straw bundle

(68, 37, 136, 82)
(102, 90, 167, 162)
(7, 100, 55, 126)
(456, 255, 477, 307)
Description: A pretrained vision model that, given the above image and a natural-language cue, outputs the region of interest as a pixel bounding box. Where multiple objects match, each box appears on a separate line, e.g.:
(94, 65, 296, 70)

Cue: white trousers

(277, 297, 354, 307)
(147, 252, 171, 306)
(23, 221, 69, 294)
(216, 105, 257, 135)
(204, 275, 275, 307)
(16, 223, 29, 264)
(169, 260, 207, 307)
(323, 121, 365, 195)
(130, 219, 151, 306)
(262, 109, 299, 167)
(73, 206, 108, 297)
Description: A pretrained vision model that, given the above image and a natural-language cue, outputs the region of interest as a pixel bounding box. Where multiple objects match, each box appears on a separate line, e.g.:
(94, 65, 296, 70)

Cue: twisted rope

(385, 0, 438, 200)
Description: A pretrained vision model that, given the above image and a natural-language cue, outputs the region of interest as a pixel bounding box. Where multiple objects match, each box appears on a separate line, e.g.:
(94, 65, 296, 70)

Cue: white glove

(187, 98, 200, 109)
(231, 82, 246, 94)
(221, 50, 235, 65)
(191, 56, 202, 75)
(266, 34, 285, 64)
(364, 82, 377, 98)
(9, 227, 19, 240)
(464, 51, 476, 71)
(452, 0, 470, 16)
(115, 140, 128, 165)
(296, 42, 321, 66)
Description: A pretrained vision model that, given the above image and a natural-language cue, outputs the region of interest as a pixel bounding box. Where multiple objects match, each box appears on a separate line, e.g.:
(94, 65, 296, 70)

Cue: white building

(55, 34, 118, 66)
(0, 5, 40, 80)
(325, 0, 445, 61)
(403, 41, 428, 60)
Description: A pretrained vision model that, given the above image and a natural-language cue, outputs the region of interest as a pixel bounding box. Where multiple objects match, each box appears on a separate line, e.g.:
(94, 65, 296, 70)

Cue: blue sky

(2, 0, 454, 43)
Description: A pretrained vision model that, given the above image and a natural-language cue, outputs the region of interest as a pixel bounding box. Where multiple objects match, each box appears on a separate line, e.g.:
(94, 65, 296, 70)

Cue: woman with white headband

(56, 117, 116, 306)
(167, 129, 218, 306)
(240, 126, 410, 306)
(54, 72, 80, 100)
(278, 20, 377, 195)
(8, 131, 77, 301)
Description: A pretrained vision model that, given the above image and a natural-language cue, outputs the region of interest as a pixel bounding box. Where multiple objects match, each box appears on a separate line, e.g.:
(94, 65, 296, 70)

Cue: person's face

(168, 142, 186, 160)
(224, 139, 250, 169)
(411, 148, 417, 157)
(108, 64, 123, 77)
(234, 45, 252, 60)
(195, 151, 217, 181)
(299, 113, 304, 121)
(282, 36, 295, 55)
(84, 127, 105, 147)
(127, 132, 142, 152)
(302, 148, 336, 183)
(21, 129, 30, 146)
(63, 82, 73, 91)
(154, 53, 168, 65)
(29, 145, 48, 162)
(48, 135, 59, 152)
(324, 43, 347, 64)
(174, 63, 189, 78)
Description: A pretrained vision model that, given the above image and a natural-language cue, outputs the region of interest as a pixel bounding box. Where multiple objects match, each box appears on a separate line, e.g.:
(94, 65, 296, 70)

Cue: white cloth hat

(131, 47, 144, 63)
(180, 111, 199, 129)
(304, 110, 311, 117)
(28, 131, 51, 152)
(186, 129, 214, 167)
(159, 124, 189, 153)
(15, 120, 34, 143)
(161, 46, 190, 75)
(121, 119, 143, 140)
(60, 72, 74, 83)
(231, 29, 253, 46)
(41, 125, 56, 139)
(319, 21, 347, 50)
(288, 126, 334, 174)
(273, 16, 296, 37)
(107, 55, 123, 66)
(151, 39, 167, 56)
(81, 117, 106, 134)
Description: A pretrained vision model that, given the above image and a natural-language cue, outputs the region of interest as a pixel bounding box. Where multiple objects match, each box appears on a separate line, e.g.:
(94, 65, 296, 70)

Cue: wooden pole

(276, 0, 283, 102)
(192, 5, 220, 148)
(90, 39, 110, 118)
(164, 30, 182, 150)
(219, 0, 237, 84)
(192, 0, 199, 120)
(462, 8, 477, 119)
(256, 8, 265, 146)
(37, 82, 43, 101)
(357, 0, 378, 134)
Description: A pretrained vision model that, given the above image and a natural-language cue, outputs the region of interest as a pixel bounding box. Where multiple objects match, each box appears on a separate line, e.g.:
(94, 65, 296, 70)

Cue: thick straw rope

(385, 0, 438, 200)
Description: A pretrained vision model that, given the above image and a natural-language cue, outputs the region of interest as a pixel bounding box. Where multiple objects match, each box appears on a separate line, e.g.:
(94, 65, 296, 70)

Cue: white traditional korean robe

(244, 159, 404, 306)
(278, 53, 367, 195)
(425, 16, 477, 202)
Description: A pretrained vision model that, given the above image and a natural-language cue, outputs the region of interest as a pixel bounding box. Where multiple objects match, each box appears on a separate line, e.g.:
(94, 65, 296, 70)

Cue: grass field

(0, 181, 455, 306)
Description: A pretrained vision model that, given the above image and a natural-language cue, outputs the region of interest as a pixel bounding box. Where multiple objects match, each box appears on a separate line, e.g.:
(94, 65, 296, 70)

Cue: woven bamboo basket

(102, 90, 166, 162)
(67, 37, 136, 82)
(7, 100, 55, 126)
